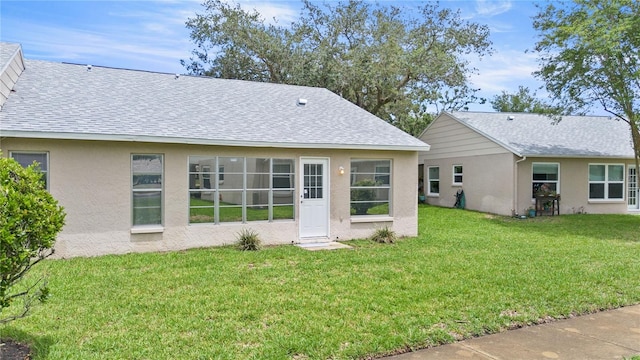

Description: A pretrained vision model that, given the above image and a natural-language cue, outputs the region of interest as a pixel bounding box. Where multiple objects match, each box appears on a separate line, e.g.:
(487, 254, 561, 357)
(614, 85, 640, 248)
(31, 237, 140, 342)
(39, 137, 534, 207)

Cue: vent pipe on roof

(507, 115, 515, 121)
(175, 74, 180, 80)
(297, 98, 308, 107)
(86, 64, 92, 71)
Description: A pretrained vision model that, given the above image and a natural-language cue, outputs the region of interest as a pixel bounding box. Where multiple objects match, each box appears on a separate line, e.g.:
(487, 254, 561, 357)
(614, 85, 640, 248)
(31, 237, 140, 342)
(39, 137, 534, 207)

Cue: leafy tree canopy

(490, 85, 578, 114)
(183, 0, 492, 136)
(533, 0, 640, 158)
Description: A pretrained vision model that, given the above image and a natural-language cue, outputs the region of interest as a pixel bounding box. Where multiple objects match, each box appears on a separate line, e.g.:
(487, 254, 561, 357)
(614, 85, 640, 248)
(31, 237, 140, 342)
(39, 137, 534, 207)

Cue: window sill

(350, 216, 394, 223)
(588, 199, 625, 204)
(427, 194, 439, 198)
(131, 225, 165, 234)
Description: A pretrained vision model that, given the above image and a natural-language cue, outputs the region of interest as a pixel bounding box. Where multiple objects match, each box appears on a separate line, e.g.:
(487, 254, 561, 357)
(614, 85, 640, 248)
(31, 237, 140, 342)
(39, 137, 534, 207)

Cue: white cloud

(236, 1, 299, 25)
(470, 50, 540, 92)
(475, 0, 512, 17)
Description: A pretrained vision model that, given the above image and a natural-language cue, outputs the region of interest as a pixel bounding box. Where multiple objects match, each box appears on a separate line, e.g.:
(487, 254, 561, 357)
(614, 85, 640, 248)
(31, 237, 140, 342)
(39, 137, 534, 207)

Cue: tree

(0, 155, 65, 324)
(533, 0, 640, 165)
(183, 0, 492, 136)
(490, 85, 565, 114)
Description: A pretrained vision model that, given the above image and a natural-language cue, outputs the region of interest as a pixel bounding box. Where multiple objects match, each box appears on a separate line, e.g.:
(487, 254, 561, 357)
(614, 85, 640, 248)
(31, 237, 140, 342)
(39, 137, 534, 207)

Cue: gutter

(0, 130, 431, 152)
(513, 155, 527, 215)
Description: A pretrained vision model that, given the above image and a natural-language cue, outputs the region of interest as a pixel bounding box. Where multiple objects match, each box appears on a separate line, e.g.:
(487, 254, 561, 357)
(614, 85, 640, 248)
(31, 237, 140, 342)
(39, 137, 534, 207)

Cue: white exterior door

(299, 158, 329, 239)
(629, 166, 638, 210)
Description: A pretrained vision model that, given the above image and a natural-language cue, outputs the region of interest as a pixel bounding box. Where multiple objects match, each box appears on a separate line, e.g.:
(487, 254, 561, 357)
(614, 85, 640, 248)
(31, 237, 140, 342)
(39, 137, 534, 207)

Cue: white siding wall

(0, 47, 25, 107)
(419, 113, 509, 162)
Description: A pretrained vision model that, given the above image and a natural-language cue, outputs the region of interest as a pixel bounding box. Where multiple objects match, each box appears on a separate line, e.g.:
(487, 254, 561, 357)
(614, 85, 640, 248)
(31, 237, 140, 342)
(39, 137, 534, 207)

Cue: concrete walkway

(387, 304, 640, 360)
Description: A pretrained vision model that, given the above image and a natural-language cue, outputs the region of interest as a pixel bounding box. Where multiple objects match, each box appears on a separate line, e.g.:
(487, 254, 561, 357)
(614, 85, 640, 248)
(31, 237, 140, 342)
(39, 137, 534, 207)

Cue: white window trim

(427, 166, 439, 196)
(588, 163, 625, 201)
(131, 154, 164, 228)
(188, 156, 296, 224)
(452, 165, 463, 186)
(532, 162, 560, 198)
(350, 159, 393, 217)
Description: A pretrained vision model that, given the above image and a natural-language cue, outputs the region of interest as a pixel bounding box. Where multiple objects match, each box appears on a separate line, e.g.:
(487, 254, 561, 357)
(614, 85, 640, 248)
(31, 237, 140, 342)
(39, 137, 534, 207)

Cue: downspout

(513, 155, 527, 216)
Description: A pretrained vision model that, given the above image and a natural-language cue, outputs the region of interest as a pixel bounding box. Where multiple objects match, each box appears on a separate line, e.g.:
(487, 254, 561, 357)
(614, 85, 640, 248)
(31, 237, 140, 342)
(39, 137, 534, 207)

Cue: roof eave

(1, 131, 430, 152)
(521, 153, 635, 159)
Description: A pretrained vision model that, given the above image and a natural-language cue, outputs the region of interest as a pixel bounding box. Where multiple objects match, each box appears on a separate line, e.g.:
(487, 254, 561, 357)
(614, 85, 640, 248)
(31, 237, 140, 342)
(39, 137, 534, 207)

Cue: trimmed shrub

(1, 154, 66, 324)
(236, 228, 261, 251)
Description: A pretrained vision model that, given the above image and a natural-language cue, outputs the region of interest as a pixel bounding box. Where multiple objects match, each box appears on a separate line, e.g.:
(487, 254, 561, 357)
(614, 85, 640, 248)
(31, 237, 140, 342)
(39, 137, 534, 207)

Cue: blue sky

(1, 0, 547, 112)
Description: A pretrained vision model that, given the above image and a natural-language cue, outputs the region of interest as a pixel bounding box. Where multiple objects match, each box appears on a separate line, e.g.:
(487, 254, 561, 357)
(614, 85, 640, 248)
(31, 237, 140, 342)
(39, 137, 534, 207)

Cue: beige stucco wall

(422, 152, 516, 215)
(420, 113, 516, 216)
(1, 138, 418, 257)
(515, 157, 633, 215)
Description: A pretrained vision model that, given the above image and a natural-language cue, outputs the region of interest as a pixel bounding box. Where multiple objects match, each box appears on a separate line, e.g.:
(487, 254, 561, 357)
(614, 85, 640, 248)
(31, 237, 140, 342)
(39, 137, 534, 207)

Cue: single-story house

(419, 111, 638, 216)
(0, 42, 430, 258)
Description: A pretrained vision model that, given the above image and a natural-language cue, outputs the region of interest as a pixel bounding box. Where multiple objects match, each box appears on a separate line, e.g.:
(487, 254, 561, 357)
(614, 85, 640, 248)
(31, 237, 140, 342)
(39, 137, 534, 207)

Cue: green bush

(350, 179, 377, 215)
(236, 228, 261, 251)
(370, 226, 397, 244)
(0, 154, 66, 324)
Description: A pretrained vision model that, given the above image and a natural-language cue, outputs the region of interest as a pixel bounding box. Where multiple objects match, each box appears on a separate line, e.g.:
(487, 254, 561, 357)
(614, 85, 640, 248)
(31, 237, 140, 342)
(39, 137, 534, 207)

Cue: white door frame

(629, 165, 638, 210)
(299, 157, 330, 240)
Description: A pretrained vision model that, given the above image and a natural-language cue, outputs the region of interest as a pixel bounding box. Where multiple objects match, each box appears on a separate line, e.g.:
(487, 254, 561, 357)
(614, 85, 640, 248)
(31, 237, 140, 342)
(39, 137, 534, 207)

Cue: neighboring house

(419, 111, 637, 216)
(0, 42, 430, 258)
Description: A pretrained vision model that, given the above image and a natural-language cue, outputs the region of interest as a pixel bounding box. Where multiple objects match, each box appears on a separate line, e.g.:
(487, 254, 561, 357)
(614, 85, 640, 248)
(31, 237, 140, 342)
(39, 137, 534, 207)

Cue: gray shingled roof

(0, 55, 428, 151)
(447, 111, 634, 158)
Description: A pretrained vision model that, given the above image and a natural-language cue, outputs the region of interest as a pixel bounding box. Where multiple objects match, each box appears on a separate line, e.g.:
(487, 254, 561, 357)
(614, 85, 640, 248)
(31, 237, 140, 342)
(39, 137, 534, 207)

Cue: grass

(2, 205, 640, 359)
(189, 197, 294, 222)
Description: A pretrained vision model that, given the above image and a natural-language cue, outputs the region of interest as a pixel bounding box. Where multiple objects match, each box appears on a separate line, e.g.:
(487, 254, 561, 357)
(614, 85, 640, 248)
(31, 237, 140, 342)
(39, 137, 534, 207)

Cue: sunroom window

(189, 156, 294, 223)
(350, 159, 391, 216)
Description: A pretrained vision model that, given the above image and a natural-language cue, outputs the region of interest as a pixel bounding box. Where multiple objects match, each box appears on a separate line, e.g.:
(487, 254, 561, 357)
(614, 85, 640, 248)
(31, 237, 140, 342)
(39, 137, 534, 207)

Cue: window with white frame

(452, 165, 463, 185)
(350, 159, 391, 216)
(10, 152, 49, 189)
(188, 156, 294, 223)
(532, 163, 559, 197)
(589, 164, 624, 200)
(132, 154, 163, 226)
(427, 166, 439, 196)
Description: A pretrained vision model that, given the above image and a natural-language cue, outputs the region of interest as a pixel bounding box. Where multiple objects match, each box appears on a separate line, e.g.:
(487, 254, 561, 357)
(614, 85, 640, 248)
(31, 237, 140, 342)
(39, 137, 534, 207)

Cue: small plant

(370, 226, 396, 244)
(236, 228, 261, 251)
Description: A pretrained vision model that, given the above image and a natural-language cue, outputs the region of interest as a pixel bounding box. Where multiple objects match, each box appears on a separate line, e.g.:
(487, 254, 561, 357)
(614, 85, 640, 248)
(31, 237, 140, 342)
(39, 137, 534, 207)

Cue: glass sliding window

(132, 154, 163, 226)
(589, 164, 624, 200)
(532, 163, 559, 197)
(350, 159, 391, 216)
(218, 157, 245, 222)
(272, 159, 295, 220)
(246, 158, 270, 221)
(189, 156, 217, 223)
(427, 166, 439, 196)
(10, 152, 49, 189)
(188, 156, 295, 224)
(453, 165, 463, 185)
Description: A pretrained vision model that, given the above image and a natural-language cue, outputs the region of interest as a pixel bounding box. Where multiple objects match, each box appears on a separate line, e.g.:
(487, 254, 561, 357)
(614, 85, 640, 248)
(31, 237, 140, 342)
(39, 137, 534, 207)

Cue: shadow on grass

(0, 326, 55, 359)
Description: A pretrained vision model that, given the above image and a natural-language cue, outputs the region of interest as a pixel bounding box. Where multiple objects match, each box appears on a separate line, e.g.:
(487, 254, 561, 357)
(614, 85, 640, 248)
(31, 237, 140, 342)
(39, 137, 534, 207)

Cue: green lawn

(189, 197, 294, 222)
(2, 205, 640, 359)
